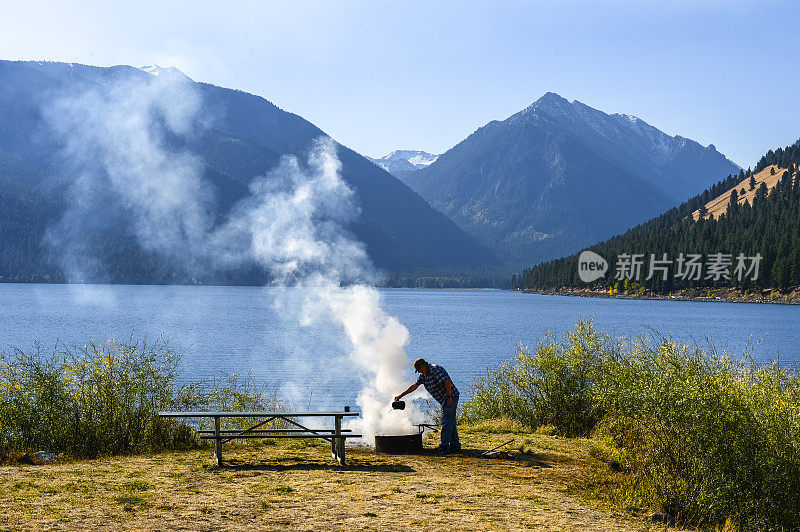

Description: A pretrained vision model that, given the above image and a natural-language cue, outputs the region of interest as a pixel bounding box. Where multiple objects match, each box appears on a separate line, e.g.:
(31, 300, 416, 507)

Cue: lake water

(1, 284, 798, 409)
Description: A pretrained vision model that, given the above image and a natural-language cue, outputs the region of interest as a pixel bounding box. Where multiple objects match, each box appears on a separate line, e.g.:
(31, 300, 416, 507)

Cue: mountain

(399, 92, 740, 267)
(520, 142, 800, 294)
(0, 60, 495, 284)
(368, 150, 439, 181)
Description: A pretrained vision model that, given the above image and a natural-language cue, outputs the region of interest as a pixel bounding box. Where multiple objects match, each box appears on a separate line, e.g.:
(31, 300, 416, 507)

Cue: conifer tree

(521, 143, 800, 294)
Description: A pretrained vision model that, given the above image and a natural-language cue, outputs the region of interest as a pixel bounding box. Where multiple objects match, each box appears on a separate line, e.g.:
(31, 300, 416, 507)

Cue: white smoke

(45, 71, 420, 443)
(45, 73, 212, 280)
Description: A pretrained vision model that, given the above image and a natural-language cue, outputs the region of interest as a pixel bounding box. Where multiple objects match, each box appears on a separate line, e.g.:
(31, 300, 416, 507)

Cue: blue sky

(3, 0, 798, 166)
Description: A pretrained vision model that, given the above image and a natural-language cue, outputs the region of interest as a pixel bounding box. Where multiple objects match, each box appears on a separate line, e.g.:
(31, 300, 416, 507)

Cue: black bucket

(391, 400, 405, 410)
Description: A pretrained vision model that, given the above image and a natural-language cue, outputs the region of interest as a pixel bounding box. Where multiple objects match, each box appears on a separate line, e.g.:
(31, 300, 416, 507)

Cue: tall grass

(0, 337, 282, 458)
(462, 319, 800, 529)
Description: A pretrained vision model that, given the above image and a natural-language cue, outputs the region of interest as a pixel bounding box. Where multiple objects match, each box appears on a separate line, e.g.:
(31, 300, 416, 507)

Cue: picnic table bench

(158, 410, 361, 465)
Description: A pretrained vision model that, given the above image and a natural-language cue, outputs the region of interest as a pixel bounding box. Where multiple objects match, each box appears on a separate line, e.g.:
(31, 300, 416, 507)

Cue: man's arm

(444, 378, 453, 407)
(395, 383, 419, 402)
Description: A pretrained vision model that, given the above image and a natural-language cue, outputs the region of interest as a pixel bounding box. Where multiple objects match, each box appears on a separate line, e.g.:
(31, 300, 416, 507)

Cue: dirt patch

(692, 164, 788, 221)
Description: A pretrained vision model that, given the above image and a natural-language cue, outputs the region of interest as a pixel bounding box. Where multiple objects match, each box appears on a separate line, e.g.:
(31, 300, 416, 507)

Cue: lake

(1, 284, 798, 409)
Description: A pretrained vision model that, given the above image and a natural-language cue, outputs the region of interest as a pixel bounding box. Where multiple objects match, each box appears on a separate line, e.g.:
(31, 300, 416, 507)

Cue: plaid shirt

(416, 363, 459, 406)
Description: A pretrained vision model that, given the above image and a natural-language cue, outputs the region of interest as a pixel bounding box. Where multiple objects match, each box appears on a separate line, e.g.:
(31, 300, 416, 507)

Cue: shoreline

(0, 280, 506, 290)
(521, 287, 800, 305)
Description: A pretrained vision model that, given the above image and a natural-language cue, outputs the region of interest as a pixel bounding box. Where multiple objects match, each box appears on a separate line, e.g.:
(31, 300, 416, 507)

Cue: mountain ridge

(0, 60, 496, 284)
(399, 92, 740, 267)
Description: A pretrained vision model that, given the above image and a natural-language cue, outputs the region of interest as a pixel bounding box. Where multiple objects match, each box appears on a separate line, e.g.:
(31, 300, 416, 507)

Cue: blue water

(1, 284, 798, 408)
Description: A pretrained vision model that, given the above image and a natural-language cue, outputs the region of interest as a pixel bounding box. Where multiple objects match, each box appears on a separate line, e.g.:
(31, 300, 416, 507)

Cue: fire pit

(374, 433, 423, 454)
(375, 423, 435, 453)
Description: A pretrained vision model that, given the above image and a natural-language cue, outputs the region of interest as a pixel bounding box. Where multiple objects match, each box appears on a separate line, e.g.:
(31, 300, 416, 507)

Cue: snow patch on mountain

(369, 150, 439, 174)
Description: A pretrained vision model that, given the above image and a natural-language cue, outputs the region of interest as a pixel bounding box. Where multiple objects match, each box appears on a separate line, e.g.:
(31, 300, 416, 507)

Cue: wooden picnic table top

(158, 411, 359, 418)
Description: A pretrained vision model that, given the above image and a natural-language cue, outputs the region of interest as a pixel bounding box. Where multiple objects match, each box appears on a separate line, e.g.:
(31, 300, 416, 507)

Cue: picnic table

(158, 411, 361, 465)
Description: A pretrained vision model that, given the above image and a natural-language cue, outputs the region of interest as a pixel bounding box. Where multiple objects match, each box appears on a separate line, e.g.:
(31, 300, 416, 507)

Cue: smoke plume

(217, 138, 420, 439)
(45, 70, 420, 442)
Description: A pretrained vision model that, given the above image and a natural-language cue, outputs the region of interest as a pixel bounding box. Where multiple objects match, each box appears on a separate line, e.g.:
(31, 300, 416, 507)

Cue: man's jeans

(440, 396, 460, 450)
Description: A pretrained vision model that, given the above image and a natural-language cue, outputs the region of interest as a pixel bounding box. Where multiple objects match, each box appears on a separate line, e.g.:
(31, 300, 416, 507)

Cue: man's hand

(445, 396, 453, 407)
(395, 383, 419, 404)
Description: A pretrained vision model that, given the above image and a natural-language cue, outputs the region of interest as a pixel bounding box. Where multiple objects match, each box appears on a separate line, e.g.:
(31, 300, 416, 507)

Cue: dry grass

(1, 422, 659, 531)
(692, 165, 786, 221)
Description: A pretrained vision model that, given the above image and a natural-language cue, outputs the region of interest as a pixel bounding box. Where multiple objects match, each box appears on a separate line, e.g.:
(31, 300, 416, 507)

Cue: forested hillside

(520, 142, 800, 293)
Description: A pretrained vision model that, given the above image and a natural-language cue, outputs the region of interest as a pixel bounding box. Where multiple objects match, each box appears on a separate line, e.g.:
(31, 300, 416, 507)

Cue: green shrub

(461, 319, 610, 436)
(0, 337, 185, 457)
(598, 341, 800, 529)
(0, 345, 74, 455)
(0, 337, 281, 457)
(464, 320, 800, 529)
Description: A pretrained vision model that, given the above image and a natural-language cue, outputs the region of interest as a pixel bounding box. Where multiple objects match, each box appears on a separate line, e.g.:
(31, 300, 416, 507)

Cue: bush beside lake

(0, 337, 280, 459)
(461, 319, 800, 530)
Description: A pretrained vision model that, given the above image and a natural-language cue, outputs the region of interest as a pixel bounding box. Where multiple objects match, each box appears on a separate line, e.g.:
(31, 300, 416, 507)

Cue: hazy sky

(3, 0, 798, 166)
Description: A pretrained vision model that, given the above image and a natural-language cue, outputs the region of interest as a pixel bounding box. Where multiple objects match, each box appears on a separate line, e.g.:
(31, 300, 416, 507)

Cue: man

(395, 357, 460, 453)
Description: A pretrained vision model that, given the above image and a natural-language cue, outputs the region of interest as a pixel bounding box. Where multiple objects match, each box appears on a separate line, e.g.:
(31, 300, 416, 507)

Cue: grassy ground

(1, 420, 660, 531)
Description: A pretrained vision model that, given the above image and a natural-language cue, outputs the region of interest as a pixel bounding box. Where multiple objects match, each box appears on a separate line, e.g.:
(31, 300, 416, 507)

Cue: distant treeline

(382, 267, 511, 289)
(519, 141, 800, 293)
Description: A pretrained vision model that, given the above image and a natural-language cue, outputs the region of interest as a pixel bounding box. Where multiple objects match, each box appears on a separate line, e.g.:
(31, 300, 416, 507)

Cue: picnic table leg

(214, 416, 222, 466)
(334, 415, 344, 465)
(331, 425, 337, 460)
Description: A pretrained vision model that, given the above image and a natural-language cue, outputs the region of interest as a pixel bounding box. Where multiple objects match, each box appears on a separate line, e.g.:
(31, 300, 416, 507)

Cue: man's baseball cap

(413, 358, 427, 372)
